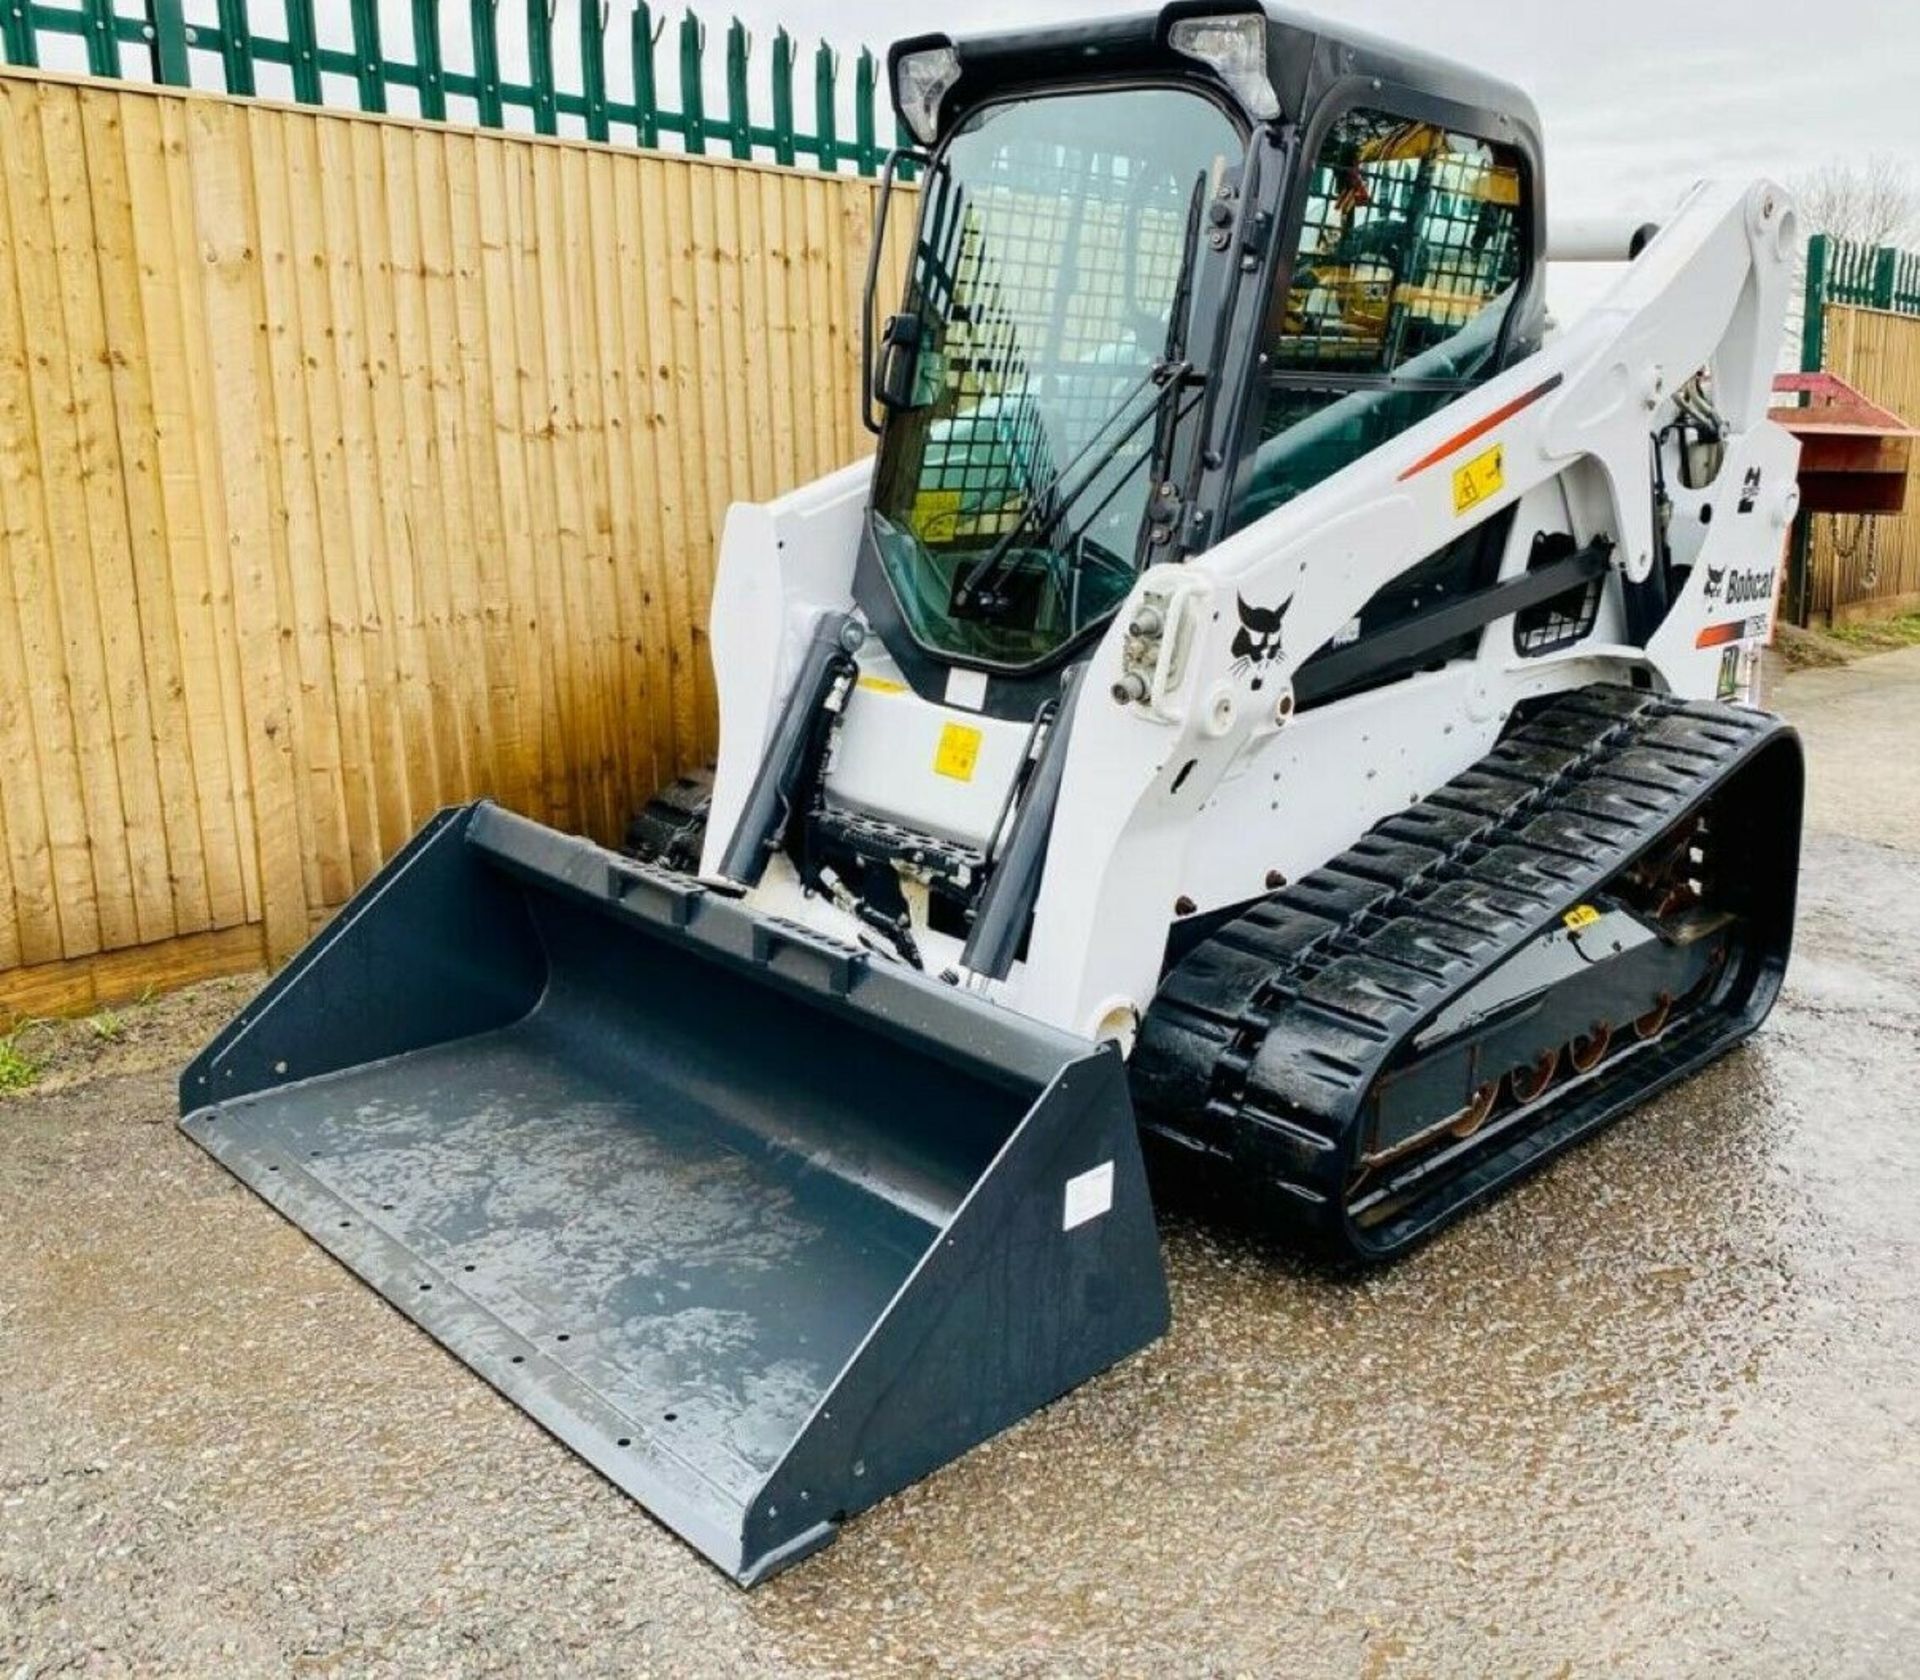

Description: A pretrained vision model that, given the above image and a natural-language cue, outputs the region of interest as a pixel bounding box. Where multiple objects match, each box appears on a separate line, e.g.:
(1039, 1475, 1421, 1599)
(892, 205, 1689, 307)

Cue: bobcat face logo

(1231, 593, 1294, 693)
(1704, 563, 1728, 602)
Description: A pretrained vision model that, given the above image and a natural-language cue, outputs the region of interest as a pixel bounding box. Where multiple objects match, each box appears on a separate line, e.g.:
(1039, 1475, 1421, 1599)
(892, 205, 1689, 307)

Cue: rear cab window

(1233, 108, 1527, 528)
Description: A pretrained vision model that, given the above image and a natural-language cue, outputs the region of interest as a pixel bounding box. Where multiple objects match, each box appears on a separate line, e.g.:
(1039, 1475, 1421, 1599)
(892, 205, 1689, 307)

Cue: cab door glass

(1234, 110, 1526, 527)
(868, 89, 1241, 669)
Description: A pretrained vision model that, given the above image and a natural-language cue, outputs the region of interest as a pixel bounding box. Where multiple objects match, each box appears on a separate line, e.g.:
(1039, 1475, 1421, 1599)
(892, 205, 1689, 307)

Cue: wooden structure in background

(1772, 373, 1914, 516)
(0, 67, 899, 1016)
(1794, 307, 1920, 625)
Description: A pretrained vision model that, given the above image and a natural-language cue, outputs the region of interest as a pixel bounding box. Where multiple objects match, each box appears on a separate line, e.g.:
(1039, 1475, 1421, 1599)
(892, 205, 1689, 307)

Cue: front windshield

(871, 87, 1242, 669)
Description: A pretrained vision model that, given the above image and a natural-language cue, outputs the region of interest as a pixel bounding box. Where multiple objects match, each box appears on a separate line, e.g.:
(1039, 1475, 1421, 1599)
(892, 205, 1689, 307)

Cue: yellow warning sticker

(1563, 903, 1601, 932)
(934, 722, 982, 782)
(909, 488, 963, 543)
(856, 673, 908, 696)
(1452, 443, 1504, 515)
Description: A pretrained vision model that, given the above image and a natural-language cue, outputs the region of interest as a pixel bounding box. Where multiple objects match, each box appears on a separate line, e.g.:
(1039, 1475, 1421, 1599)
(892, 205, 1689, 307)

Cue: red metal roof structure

(1770, 372, 1916, 516)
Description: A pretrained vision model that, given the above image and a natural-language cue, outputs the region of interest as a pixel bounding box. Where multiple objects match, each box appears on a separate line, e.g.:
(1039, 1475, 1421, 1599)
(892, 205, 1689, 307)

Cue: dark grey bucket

(179, 802, 1168, 1584)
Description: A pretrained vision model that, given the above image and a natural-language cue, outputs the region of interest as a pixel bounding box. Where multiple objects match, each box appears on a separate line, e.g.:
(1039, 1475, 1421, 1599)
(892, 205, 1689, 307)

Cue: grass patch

(1775, 623, 1853, 670)
(1826, 613, 1920, 654)
(1775, 615, 1920, 671)
(0, 1032, 39, 1094)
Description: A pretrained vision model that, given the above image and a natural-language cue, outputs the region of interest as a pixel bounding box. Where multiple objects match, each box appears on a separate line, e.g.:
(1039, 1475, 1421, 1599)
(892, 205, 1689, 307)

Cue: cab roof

(888, 3, 1542, 156)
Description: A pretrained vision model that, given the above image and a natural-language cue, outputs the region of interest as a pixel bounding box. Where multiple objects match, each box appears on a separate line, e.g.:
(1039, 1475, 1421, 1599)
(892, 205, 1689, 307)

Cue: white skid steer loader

(182, 3, 1805, 1585)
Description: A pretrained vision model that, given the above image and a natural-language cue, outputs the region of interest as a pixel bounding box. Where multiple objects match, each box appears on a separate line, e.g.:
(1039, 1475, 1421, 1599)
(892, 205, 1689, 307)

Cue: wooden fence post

(184, 95, 309, 964)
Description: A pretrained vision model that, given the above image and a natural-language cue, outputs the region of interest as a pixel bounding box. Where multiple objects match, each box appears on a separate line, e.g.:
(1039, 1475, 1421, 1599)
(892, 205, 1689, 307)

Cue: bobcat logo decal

(1704, 562, 1728, 602)
(1231, 593, 1294, 693)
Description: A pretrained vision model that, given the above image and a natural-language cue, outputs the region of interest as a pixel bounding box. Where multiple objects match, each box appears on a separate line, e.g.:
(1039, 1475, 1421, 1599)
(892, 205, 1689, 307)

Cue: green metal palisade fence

(0, 0, 909, 175)
(1802, 233, 1920, 371)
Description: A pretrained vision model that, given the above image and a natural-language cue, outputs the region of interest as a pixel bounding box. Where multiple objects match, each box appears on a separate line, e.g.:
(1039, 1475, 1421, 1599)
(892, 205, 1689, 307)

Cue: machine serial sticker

(1452, 443, 1504, 514)
(1563, 904, 1601, 931)
(856, 673, 908, 695)
(1062, 1161, 1115, 1231)
(933, 722, 982, 782)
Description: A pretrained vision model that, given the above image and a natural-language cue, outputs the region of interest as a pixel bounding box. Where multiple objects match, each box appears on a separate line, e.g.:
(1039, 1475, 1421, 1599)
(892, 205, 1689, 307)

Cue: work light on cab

(893, 41, 960, 144)
(1167, 10, 1281, 120)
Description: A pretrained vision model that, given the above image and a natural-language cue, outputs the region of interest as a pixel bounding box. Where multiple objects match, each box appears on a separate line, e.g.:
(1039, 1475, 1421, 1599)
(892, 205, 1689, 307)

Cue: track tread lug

(1376, 804, 1487, 854)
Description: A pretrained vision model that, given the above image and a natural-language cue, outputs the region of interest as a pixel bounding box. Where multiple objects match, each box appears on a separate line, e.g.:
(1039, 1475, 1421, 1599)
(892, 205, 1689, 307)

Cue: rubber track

(1132, 687, 1795, 1254)
(625, 769, 713, 870)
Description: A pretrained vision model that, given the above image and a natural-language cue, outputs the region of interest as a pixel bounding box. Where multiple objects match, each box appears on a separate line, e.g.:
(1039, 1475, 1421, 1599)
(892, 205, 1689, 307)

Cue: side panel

(1644, 423, 1801, 689)
(704, 459, 870, 876)
(823, 678, 1031, 849)
(743, 1046, 1169, 1580)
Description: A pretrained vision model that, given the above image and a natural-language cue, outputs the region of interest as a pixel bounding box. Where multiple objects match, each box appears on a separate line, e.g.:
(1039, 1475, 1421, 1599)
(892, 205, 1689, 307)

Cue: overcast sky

(743, 0, 1920, 222)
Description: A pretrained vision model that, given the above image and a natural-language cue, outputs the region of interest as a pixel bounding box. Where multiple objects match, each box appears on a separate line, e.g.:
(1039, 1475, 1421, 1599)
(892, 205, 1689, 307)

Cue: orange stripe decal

(1695, 620, 1746, 649)
(1397, 373, 1565, 482)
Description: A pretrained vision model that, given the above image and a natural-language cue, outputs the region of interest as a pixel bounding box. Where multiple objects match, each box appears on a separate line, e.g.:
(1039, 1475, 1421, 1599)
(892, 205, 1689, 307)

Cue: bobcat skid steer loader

(182, 4, 1805, 1584)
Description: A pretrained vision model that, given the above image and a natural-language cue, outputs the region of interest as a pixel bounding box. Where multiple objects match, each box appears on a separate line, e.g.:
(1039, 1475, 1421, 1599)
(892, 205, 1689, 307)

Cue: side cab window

(1232, 108, 1527, 528)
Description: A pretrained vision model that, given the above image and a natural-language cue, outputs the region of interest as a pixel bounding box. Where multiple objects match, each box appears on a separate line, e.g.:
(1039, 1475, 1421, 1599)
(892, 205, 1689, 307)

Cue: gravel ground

(4, 655, 1918, 1678)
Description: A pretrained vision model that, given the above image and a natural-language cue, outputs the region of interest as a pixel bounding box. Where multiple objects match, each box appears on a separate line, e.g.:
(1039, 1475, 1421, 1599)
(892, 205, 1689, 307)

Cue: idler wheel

(1448, 1080, 1500, 1140)
(1634, 991, 1673, 1040)
(1509, 1049, 1558, 1104)
(1568, 1022, 1613, 1074)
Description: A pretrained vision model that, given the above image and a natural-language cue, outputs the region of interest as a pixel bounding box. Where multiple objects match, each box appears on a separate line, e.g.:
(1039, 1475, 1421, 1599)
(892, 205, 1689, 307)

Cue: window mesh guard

(1514, 534, 1605, 656)
(1273, 113, 1522, 382)
(1238, 109, 1525, 525)
(909, 141, 1191, 556)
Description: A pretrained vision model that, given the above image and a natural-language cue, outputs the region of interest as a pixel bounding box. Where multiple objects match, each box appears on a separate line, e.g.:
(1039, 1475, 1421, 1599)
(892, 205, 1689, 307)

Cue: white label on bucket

(1062, 1161, 1115, 1231)
(944, 665, 988, 711)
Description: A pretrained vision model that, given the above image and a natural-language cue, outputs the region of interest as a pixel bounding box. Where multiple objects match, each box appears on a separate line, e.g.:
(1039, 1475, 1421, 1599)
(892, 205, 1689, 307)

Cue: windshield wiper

(950, 168, 1213, 624)
(951, 358, 1195, 621)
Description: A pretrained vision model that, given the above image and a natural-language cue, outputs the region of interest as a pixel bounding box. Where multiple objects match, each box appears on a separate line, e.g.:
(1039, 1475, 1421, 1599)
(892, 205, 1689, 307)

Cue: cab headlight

(1168, 13, 1280, 121)
(894, 44, 962, 145)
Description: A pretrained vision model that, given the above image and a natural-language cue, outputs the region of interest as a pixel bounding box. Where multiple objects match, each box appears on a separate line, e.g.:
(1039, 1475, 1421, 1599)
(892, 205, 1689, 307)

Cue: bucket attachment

(179, 804, 1167, 1584)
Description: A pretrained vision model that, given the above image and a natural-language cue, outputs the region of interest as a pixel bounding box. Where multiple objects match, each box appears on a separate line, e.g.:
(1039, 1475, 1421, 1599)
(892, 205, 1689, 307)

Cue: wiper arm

(1163, 168, 1208, 364)
(952, 166, 1215, 623)
(952, 358, 1193, 619)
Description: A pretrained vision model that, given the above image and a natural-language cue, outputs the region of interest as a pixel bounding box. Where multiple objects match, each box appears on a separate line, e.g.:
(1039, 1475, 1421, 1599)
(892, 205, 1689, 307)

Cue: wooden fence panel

(1807, 304, 1920, 623)
(0, 67, 904, 1016)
